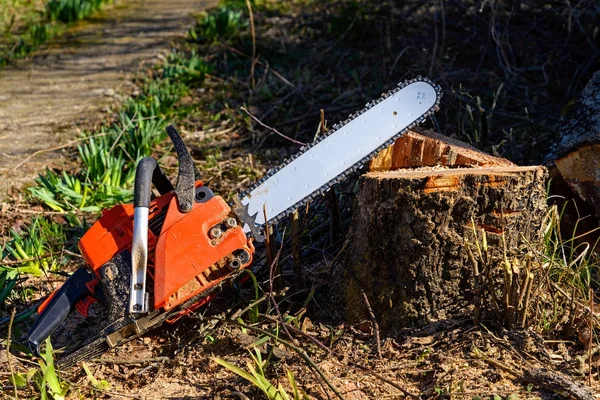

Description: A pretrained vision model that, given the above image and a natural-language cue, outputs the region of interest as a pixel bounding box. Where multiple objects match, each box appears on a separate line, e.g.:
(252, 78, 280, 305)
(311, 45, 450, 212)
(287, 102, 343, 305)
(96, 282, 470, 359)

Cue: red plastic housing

(78, 182, 253, 316)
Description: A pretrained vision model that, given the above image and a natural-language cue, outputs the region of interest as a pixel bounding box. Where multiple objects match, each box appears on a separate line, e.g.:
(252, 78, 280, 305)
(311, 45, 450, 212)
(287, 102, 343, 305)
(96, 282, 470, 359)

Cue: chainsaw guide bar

(232, 77, 442, 241)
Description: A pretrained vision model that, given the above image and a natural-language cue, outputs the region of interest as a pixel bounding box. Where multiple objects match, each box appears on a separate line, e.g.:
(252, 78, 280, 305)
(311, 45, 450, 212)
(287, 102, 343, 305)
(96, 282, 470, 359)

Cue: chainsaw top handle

(132, 125, 200, 212)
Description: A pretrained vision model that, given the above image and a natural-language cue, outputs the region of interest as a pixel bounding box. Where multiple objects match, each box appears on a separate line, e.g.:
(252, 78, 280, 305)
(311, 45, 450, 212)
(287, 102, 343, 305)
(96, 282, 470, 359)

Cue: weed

(191, 5, 246, 43)
(466, 202, 600, 334)
(37, 337, 69, 399)
(46, 0, 105, 23)
(1, 216, 66, 277)
(213, 347, 308, 400)
(163, 50, 212, 85)
(9, 338, 68, 399)
(81, 361, 110, 391)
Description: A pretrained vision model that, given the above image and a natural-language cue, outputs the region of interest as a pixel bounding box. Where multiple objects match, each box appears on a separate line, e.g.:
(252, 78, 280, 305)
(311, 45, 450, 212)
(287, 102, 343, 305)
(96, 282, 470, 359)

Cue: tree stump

(338, 165, 548, 332)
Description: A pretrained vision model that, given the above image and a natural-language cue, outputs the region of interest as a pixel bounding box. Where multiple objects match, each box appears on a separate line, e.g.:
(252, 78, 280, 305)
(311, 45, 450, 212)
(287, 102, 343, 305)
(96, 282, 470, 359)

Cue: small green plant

(1, 216, 66, 277)
(81, 361, 110, 391)
(0, 216, 70, 304)
(163, 50, 212, 85)
(46, 0, 105, 23)
(11, 338, 69, 399)
(191, 6, 246, 42)
(212, 348, 308, 400)
(37, 337, 69, 399)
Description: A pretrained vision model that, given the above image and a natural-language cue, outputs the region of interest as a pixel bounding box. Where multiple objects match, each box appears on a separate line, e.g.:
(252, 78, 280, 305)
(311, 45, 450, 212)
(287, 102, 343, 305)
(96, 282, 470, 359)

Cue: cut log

(545, 71, 600, 217)
(337, 166, 548, 332)
(370, 129, 514, 172)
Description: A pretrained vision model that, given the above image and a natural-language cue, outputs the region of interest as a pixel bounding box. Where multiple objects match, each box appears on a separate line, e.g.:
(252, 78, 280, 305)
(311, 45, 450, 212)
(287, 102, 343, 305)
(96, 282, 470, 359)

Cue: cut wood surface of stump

(370, 128, 515, 171)
(338, 163, 548, 333)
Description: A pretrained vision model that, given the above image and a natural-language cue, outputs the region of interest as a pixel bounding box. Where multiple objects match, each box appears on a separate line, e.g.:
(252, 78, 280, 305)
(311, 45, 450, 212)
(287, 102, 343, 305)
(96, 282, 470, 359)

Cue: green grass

(46, 0, 105, 23)
(213, 348, 309, 400)
(465, 201, 600, 334)
(190, 5, 246, 43)
(9, 338, 68, 399)
(0, 0, 110, 68)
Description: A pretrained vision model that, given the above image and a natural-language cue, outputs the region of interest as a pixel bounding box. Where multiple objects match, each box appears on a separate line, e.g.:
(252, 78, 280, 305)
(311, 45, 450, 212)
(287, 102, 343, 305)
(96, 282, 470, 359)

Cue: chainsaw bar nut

(237, 249, 251, 265)
(225, 217, 237, 229)
(209, 226, 223, 239)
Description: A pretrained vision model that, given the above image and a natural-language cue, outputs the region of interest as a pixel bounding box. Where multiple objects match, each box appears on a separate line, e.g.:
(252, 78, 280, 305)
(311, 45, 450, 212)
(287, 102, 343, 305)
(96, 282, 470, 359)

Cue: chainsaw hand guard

(27, 268, 103, 357)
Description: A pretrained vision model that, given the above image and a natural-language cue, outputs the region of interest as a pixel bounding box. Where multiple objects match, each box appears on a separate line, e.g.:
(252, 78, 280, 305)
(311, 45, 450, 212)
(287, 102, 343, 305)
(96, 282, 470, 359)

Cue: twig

(262, 313, 419, 398)
(222, 45, 295, 88)
(263, 204, 274, 276)
(267, 235, 294, 344)
(313, 108, 326, 141)
(349, 362, 419, 399)
(589, 288, 594, 387)
(519, 272, 534, 327)
(89, 356, 170, 365)
(245, 0, 257, 90)
(479, 352, 594, 400)
(13, 131, 110, 170)
(240, 106, 306, 145)
(360, 289, 382, 359)
(291, 210, 303, 283)
(262, 314, 332, 355)
(108, 110, 138, 154)
(7, 308, 18, 400)
(230, 293, 269, 321)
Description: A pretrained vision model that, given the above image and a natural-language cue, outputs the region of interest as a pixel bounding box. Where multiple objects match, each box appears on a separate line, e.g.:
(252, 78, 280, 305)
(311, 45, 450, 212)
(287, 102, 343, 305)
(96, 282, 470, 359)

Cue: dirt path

(0, 0, 216, 200)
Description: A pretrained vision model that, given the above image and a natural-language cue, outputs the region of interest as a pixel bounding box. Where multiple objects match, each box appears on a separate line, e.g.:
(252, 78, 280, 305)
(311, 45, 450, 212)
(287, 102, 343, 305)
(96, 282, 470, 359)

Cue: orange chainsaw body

(78, 181, 254, 318)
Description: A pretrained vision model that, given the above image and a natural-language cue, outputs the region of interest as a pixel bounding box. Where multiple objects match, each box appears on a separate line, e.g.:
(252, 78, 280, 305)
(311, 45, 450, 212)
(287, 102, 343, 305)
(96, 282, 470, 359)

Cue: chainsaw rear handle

(133, 157, 173, 208)
(130, 125, 200, 314)
(131, 156, 171, 314)
(27, 267, 101, 357)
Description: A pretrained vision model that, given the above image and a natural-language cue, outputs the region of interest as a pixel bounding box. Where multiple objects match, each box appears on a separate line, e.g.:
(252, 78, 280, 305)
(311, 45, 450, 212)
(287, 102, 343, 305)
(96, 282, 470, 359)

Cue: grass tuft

(213, 347, 308, 400)
(46, 0, 105, 23)
(191, 5, 246, 43)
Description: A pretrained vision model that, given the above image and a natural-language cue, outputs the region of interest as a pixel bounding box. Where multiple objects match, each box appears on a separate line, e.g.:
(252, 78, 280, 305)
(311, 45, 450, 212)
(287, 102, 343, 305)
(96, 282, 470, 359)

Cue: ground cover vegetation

(0, 0, 110, 67)
(1, 0, 600, 398)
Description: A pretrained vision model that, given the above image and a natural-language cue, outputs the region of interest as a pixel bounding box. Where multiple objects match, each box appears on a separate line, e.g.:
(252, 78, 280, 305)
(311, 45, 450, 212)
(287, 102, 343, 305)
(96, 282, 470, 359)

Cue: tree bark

(338, 166, 548, 333)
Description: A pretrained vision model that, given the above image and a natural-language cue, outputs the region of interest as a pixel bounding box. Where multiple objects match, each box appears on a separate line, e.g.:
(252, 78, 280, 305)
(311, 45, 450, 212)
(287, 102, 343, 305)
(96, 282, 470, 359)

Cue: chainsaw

(26, 77, 441, 367)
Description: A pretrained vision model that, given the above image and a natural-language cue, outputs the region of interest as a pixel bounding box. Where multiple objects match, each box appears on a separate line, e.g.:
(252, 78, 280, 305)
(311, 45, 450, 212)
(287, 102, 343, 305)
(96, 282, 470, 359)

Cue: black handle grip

(133, 157, 174, 208)
(166, 125, 199, 213)
(27, 268, 99, 357)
